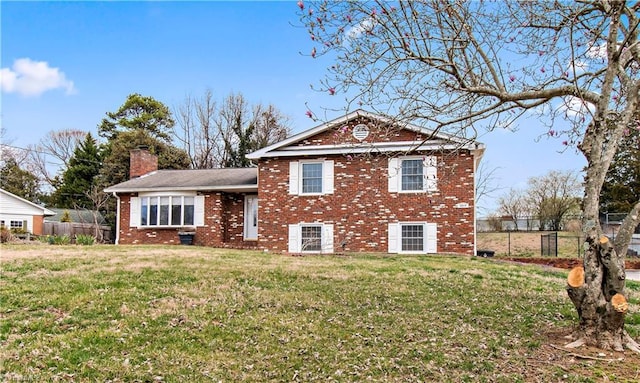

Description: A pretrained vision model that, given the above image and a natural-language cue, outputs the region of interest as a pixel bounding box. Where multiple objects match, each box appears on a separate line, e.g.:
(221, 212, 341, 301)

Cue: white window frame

(388, 222, 437, 254)
(130, 192, 204, 228)
(289, 160, 334, 196)
(288, 223, 334, 254)
(388, 156, 437, 193)
(10, 220, 25, 230)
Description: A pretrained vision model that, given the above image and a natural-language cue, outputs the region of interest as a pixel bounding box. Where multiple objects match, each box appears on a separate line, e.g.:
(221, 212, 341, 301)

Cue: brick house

(105, 110, 484, 255)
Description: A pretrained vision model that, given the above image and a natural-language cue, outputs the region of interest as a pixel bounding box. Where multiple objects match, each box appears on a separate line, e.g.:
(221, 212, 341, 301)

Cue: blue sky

(1, 1, 586, 214)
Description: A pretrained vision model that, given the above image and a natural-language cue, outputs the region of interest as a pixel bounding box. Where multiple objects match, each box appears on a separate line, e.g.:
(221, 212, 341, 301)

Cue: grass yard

(1, 245, 639, 382)
(477, 231, 586, 258)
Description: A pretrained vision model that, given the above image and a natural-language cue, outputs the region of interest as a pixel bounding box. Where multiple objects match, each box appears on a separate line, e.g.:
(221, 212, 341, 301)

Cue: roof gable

(247, 109, 484, 159)
(0, 188, 55, 216)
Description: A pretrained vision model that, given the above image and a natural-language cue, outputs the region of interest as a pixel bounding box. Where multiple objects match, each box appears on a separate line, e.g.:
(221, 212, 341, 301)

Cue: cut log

(599, 236, 609, 245)
(567, 266, 585, 288)
(611, 293, 628, 313)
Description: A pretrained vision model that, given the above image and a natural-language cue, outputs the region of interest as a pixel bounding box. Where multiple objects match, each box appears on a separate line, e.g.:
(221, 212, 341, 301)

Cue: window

(388, 156, 437, 193)
(302, 163, 323, 194)
(301, 225, 322, 251)
(10, 220, 24, 230)
(388, 222, 437, 254)
(289, 160, 334, 195)
(401, 159, 424, 191)
(288, 223, 334, 253)
(401, 224, 424, 251)
(138, 196, 196, 227)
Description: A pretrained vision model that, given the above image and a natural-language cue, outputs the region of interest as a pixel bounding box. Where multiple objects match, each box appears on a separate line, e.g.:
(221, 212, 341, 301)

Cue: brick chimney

(129, 146, 158, 179)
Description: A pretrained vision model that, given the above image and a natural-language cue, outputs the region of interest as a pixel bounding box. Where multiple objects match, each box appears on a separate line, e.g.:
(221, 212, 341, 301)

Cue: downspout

(472, 144, 486, 257)
(112, 192, 120, 245)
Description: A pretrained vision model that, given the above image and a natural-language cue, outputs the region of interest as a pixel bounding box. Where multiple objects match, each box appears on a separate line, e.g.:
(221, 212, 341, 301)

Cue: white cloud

(344, 18, 376, 45)
(0, 58, 75, 97)
(586, 42, 607, 59)
(561, 96, 595, 118)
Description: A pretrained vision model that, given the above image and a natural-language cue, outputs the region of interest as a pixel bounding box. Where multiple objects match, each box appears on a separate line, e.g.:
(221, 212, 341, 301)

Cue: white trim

(322, 224, 334, 254)
(289, 161, 299, 195)
(194, 196, 205, 226)
(288, 224, 300, 253)
(113, 193, 121, 244)
(248, 142, 479, 158)
(388, 223, 399, 253)
(323, 160, 334, 194)
(105, 185, 257, 193)
(129, 197, 140, 228)
(138, 191, 197, 197)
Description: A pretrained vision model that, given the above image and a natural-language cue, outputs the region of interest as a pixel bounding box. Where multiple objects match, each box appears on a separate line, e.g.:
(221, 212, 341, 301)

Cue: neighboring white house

(0, 188, 55, 235)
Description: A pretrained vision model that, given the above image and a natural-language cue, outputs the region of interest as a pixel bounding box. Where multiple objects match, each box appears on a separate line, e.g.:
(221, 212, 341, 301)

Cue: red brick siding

(116, 193, 257, 249)
(129, 149, 158, 178)
(257, 151, 475, 255)
(294, 117, 431, 147)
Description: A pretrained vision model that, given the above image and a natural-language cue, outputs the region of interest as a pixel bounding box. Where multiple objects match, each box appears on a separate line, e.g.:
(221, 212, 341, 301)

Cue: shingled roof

(104, 168, 257, 193)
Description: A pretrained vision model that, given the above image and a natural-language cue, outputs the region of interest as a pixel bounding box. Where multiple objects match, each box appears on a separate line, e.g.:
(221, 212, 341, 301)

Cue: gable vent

(352, 124, 370, 141)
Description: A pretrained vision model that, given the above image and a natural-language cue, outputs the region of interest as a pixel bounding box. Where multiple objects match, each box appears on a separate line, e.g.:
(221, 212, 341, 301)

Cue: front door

(244, 195, 258, 240)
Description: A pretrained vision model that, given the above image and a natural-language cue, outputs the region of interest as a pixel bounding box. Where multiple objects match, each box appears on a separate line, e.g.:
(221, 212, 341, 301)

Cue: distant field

(1, 244, 639, 382)
(477, 231, 585, 257)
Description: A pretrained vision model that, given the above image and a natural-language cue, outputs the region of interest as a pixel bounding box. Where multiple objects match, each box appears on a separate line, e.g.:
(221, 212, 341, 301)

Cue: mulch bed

(500, 257, 640, 270)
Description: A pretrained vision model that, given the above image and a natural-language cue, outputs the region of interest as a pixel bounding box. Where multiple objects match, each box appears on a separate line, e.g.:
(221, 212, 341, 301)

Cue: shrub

(75, 234, 95, 246)
(0, 226, 14, 243)
(51, 235, 71, 245)
(60, 210, 72, 223)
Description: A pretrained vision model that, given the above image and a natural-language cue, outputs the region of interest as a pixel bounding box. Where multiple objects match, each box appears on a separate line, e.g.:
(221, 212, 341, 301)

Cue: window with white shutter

(288, 223, 334, 253)
(289, 160, 334, 195)
(388, 156, 437, 193)
(388, 222, 438, 254)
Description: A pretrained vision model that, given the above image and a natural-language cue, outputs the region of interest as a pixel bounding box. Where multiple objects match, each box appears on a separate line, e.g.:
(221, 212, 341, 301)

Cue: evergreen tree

(98, 93, 174, 143)
(99, 129, 190, 188)
(51, 133, 103, 209)
(600, 127, 640, 215)
(0, 158, 41, 202)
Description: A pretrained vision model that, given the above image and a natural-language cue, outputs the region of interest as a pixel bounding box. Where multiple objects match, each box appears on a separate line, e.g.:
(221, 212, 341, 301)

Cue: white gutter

(112, 192, 120, 245)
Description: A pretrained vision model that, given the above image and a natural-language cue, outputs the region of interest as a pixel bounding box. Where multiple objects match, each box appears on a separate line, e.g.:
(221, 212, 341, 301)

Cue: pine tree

(0, 158, 41, 202)
(600, 127, 640, 215)
(51, 133, 103, 208)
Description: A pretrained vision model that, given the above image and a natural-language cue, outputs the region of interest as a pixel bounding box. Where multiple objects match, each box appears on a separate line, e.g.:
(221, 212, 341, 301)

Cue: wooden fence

(43, 222, 112, 243)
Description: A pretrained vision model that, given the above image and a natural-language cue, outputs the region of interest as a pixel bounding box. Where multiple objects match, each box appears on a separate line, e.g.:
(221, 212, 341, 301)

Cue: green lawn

(1, 245, 639, 382)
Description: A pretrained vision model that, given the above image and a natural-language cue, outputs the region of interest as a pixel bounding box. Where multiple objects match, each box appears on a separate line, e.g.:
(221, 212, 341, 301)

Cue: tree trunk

(566, 235, 640, 352)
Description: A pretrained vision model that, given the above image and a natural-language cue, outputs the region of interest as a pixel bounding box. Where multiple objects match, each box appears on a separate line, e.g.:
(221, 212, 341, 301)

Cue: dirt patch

(518, 327, 640, 381)
(501, 257, 640, 270)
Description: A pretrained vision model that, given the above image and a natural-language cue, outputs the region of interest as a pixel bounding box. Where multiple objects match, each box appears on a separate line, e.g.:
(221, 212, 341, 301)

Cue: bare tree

(527, 171, 582, 231)
(302, 1, 640, 352)
(497, 188, 528, 231)
(250, 104, 291, 149)
(175, 91, 291, 168)
(174, 89, 225, 169)
(85, 185, 111, 242)
(475, 160, 501, 213)
(28, 129, 86, 187)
